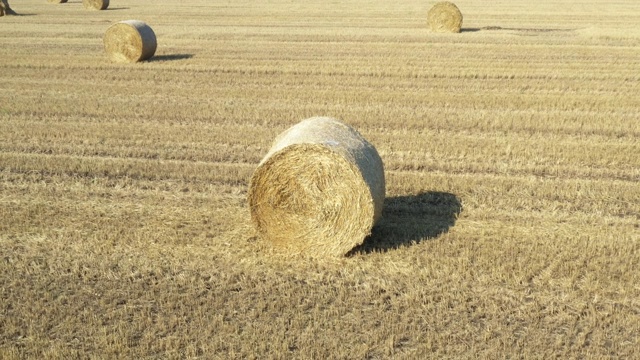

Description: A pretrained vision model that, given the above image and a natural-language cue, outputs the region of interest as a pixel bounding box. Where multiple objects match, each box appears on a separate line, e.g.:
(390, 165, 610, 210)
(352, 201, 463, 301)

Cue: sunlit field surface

(1, 0, 639, 358)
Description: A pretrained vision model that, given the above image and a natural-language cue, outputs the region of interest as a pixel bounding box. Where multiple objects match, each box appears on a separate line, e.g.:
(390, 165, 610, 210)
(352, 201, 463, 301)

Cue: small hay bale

(248, 117, 385, 257)
(83, 0, 108, 10)
(427, 1, 463, 33)
(103, 20, 157, 63)
(47, 0, 68, 3)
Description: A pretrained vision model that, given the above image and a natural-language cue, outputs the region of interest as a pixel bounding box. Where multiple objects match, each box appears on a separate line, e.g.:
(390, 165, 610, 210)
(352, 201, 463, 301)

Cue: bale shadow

(462, 26, 576, 33)
(461, 26, 506, 32)
(2, 9, 31, 16)
(105, 7, 129, 11)
(347, 191, 462, 255)
(148, 54, 194, 62)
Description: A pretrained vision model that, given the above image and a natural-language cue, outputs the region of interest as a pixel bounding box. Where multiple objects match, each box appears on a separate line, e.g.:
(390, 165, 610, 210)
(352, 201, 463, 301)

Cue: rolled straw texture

(103, 20, 157, 63)
(249, 117, 385, 257)
(83, 0, 109, 10)
(427, 2, 463, 33)
(47, 0, 68, 3)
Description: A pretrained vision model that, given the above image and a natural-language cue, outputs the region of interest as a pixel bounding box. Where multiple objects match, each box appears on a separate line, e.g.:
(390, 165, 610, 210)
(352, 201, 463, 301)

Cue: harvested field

(1, 0, 639, 358)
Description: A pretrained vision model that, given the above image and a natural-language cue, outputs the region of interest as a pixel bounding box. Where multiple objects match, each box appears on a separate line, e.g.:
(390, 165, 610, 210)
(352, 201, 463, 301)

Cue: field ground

(1, 0, 639, 358)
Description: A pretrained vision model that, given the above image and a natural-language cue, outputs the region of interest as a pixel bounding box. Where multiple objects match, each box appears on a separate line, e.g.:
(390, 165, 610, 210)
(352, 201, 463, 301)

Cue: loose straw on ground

(83, 0, 108, 10)
(427, 1, 463, 33)
(103, 20, 157, 63)
(249, 117, 385, 257)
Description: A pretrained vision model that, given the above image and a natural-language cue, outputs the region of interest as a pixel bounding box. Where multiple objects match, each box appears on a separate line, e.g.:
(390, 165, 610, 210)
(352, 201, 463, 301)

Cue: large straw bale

(249, 117, 385, 257)
(47, 0, 68, 3)
(103, 20, 157, 63)
(427, 1, 463, 33)
(83, 0, 108, 10)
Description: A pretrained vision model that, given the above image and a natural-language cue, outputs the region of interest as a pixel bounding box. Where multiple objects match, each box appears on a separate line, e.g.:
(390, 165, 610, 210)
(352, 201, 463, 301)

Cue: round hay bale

(248, 116, 385, 257)
(47, 0, 68, 3)
(103, 20, 157, 63)
(427, 1, 463, 33)
(83, 0, 108, 10)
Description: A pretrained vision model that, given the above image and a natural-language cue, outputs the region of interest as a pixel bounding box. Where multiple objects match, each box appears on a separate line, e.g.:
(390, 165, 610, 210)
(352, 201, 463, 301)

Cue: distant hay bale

(427, 2, 463, 33)
(103, 20, 157, 63)
(47, 0, 68, 3)
(83, 0, 108, 10)
(248, 116, 385, 257)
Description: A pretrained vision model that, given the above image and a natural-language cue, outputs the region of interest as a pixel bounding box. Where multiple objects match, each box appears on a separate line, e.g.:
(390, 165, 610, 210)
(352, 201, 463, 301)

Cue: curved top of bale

(428, 1, 463, 33)
(249, 117, 385, 257)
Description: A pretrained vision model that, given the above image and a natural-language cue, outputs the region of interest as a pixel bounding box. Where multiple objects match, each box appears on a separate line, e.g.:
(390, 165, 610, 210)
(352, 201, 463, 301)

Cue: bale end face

(248, 117, 385, 257)
(83, 0, 109, 10)
(427, 1, 463, 33)
(103, 20, 157, 63)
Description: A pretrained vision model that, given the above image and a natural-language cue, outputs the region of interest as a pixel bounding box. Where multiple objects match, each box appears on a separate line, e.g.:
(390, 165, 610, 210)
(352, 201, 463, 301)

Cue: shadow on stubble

(461, 26, 577, 34)
(347, 191, 462, 256)
(148, 54, 194, 62)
